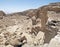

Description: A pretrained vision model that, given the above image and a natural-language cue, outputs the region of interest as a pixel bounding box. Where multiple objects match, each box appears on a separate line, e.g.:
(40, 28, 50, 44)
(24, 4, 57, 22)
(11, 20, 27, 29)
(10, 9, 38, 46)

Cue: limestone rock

(48, 33, 60, 47)
(43, 43, 48, 47)
(34, 31, 45, 45)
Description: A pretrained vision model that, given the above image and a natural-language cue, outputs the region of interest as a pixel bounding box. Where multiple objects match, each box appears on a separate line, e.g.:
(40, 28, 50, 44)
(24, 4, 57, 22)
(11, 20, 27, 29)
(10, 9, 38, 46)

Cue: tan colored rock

(0, 45, 6, 47)
(6, 45, 14, 47)
(9, 38, 20, 46)
(43, 43, 48, 47)
(0, 34, 6, 45)
(34, 31, 45, 45)
(21, 32, 34, 44)
(48, 34, 60, 47)
(0, 45, 14, 47)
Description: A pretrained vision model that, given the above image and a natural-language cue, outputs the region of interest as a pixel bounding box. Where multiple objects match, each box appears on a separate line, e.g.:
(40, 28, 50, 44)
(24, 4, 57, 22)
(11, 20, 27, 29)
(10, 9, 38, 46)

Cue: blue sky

(0, 0, 60, 13)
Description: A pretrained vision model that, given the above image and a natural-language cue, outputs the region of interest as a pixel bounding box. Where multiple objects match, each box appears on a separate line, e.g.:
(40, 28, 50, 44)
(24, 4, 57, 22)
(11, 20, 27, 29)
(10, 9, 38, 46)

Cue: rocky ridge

(0, 2, 60, 47)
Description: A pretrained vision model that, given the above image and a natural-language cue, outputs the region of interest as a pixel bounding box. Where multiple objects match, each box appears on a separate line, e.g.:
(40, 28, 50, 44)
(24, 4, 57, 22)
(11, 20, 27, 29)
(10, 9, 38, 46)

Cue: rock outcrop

(0, 11, 6, 19)
(48, 32, 60, 47)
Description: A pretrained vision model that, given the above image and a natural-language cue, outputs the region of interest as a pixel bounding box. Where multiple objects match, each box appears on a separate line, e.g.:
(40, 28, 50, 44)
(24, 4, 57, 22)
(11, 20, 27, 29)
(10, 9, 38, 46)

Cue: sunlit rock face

(0, 2, 60, 47)
(48, 33, 60, 47)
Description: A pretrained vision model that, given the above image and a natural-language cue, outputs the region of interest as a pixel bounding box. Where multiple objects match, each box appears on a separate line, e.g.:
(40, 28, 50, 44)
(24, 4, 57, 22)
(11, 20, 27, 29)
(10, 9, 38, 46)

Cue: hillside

(0, 2, 60, 47)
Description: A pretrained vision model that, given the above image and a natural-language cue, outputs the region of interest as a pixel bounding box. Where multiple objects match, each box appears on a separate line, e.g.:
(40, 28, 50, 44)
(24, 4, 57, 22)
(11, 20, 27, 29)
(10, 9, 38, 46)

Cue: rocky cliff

(0, 2, 60, 47)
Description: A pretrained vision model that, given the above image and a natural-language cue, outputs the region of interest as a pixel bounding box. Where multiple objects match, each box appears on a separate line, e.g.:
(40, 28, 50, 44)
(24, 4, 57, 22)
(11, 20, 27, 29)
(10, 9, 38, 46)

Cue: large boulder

(48, 33, 60, 47)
